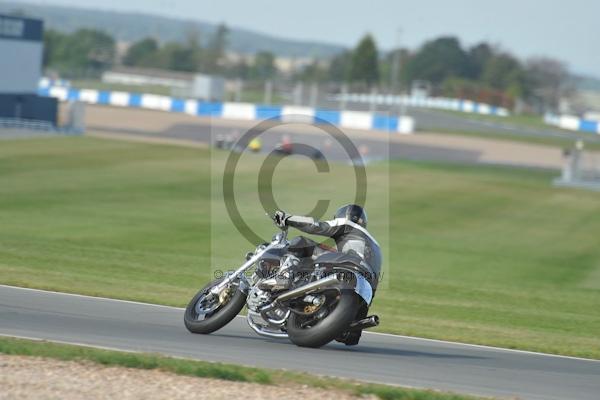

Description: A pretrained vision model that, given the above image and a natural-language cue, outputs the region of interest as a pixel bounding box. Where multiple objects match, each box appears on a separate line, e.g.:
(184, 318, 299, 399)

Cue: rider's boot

(336, 330, 362, 346)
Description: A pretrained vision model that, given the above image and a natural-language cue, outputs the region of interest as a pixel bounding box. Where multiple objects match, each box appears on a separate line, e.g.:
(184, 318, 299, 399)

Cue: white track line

(0, 333, 144, 355)
(0, 284, 184, 310)
(363, 331, 600, 363)
(0, 333, 431, 393)
(2, 284, 598, 363)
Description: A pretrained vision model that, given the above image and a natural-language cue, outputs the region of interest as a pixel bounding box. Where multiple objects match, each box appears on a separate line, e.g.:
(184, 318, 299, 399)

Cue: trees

(296, 60, 328, 82)
(525, 57, 571, 112)
(43, 28, 115, 77)
(74, 29, 115, 71)
(328, 51, 352, 82)
(228, 59, 251, 80)
(160, 42, 198, 72)
(122, 29, 202, 72)
(381, 47, 410, 89)
(41, 24, 572, 113)
(123, 38, 159, 67)
(43, 30, 66, 68)
(115, 24, 232, 75)
(466, 42, 493, 80)
(480, 52, 527, 100)
(250, 51, 277, 80)
(402, 37, 469, 86)
(202, 23, 229, 73)
(397, 37, 554, 108)
(348, 34, 379, 87)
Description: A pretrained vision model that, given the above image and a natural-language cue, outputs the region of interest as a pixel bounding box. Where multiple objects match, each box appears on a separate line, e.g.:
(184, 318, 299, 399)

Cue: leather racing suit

(285, 215, 382, 288)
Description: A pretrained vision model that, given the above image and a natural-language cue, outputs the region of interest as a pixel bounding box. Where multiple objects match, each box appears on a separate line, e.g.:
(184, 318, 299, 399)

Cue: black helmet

(334, 204, 367, 228)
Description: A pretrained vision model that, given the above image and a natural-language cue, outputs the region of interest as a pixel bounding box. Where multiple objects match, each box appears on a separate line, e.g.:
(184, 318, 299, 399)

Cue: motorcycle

(184, 214, 380, 348)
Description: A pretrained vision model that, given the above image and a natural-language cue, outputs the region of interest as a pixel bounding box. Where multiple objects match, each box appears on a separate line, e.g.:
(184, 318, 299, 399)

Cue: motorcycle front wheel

(286, 288, 360, 348)
(184, 278, 246, 334)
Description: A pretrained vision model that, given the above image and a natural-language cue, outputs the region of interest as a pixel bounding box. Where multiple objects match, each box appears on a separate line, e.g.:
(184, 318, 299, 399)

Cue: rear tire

(184, 278, 246, 334)
(287, 289, 359, 348)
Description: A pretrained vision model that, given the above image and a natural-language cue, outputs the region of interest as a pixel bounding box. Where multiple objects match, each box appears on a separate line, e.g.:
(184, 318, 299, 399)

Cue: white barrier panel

(398, 117, 415, 134)
(462, 100, 475, 113)
(141, 94, 171, 111)
(184, 99, 198, 115)
(281, 106, 315, 123)
(79, 89, 99, 104)
(340, 111, 373, 130)
(559, 115, 581, 131)
(39, 77, 50, 88)
(49, 86, 68, 101)
(110, 91, 130, 107)
(545, 113, 599, 134)
(478, 104, 491, 114)
(222, 102, 256, 120)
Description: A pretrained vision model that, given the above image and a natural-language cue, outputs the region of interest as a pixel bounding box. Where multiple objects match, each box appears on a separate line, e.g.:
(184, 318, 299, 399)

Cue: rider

(274, 204, 381, 346)
(274, 204, 381, 287)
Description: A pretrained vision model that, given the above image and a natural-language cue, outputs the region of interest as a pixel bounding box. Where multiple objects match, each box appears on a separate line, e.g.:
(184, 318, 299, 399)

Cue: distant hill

(0, 1, 346, 58)
(573, 75, 600, 92)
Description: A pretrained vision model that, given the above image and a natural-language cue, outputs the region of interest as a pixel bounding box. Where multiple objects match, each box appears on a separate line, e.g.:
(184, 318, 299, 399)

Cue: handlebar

(266, 212, 287, 229)
(266, 212, 288, 242)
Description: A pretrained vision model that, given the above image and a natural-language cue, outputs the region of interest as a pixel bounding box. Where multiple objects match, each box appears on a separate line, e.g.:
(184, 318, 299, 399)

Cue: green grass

(0, 337, 482, 400)
(225, 88, 286, 104)
(440, 110, 551, 130)
(1, 137, 599, 359)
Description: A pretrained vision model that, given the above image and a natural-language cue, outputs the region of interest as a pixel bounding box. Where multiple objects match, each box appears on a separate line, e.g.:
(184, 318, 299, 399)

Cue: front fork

(210, 228, 288, 296)
(209, 244, 274, 297)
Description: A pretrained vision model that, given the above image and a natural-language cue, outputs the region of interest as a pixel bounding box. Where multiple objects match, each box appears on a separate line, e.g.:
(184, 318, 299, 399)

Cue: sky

(15, 0, 600, 76)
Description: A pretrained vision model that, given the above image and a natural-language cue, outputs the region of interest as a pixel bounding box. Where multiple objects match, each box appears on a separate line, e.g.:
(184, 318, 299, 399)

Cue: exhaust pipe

(349, 315, 379, 331)
(275, 275, 340, 302)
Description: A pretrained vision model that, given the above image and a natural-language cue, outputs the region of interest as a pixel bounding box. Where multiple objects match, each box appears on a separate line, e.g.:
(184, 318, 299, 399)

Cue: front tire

(286, 289, 359, 348)
(184, 278, 246, 334)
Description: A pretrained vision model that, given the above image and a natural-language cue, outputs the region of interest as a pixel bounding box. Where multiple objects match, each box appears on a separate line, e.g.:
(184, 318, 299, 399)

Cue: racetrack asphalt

(1, 285, 599, 400)
(84, 104, 571, 170)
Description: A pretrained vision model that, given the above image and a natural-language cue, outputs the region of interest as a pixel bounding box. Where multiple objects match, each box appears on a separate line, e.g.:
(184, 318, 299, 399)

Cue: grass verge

(0, 336, 483, 400)
(1, 137, 599, 359)
(439, 111, 551, 130)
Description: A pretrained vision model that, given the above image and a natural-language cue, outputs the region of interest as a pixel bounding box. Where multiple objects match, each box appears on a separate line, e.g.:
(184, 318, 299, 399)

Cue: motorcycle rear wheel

(286, 288, 360, 348)
(184, 278, 246, 334)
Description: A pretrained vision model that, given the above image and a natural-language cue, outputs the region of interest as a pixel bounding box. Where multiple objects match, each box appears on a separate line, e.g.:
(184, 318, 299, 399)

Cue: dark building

(0, 13, 57, 124)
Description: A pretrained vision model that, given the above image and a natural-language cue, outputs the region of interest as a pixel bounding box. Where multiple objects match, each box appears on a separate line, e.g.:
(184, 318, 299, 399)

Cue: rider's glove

(274, 210, 290, 228)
